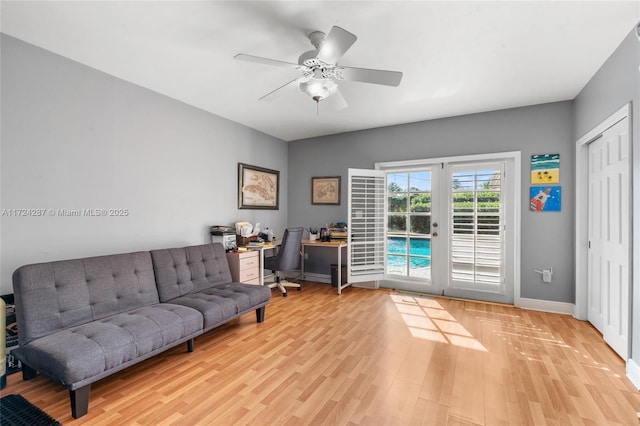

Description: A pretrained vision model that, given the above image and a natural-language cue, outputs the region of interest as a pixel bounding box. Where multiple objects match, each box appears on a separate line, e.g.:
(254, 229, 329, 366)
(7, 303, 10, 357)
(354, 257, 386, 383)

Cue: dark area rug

(0, 394, 62, 426)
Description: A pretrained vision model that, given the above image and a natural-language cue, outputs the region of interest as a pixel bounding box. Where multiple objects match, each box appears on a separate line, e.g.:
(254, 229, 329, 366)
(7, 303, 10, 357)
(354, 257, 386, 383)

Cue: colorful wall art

(529, 186, 561, 212)
(531, 154, 559, 184)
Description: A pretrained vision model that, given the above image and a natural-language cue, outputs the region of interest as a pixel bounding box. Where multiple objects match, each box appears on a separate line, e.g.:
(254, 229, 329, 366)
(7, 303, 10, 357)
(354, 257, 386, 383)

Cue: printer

(210, 226, 237, 252)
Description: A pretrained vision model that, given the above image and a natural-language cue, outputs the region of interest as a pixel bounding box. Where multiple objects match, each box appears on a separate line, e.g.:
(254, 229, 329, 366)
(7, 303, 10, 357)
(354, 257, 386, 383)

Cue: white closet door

(587, 117, 630, 360)
(348, 169, 386, 283)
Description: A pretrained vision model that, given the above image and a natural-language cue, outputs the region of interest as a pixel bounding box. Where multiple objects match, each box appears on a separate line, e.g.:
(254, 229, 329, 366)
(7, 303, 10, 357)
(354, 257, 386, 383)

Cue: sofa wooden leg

(187, 338, 194, 353)
(70, 384, 91, 418)
(22, 364, 37, 381)
(256, 306, 266, 323)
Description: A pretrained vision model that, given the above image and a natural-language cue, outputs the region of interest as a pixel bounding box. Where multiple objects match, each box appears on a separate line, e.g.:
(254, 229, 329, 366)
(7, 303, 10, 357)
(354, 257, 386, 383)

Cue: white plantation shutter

(448, 163, 505, 291)
(348, 169, 386, 283)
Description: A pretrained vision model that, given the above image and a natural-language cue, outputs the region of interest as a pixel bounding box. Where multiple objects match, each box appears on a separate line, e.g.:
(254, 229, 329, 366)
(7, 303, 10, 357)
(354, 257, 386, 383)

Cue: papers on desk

(236, 242, 275, 252)
(303, 239, 346, 246)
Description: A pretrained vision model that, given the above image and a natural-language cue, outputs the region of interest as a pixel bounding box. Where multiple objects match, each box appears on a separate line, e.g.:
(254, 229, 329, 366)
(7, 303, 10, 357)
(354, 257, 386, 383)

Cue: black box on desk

(330, 264, 347, 287)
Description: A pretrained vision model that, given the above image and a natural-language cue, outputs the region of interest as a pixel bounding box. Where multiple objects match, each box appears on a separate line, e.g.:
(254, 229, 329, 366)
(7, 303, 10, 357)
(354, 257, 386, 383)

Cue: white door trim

(575, 103, 631, 321)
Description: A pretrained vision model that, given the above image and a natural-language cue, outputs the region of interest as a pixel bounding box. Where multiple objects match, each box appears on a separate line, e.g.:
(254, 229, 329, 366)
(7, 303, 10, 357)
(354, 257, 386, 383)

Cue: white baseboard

(352, 281, 378, 289)
(516, 297, 574, 315)
(627, 359, 640, 389)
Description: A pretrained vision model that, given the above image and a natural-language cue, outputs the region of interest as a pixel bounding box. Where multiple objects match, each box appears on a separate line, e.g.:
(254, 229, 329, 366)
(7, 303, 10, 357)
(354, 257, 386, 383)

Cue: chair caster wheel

(297, 287, 301, 291)
(282, 292, 288, 297)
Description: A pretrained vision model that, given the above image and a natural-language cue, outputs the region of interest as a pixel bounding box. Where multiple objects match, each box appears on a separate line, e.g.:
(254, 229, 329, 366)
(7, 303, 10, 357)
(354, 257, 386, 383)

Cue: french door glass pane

(388, 195, 407, 212)
(409, 171, 431, 191)
(409, 238, 431, 279)
(388, 215, 406, 233)
(388, 255, 407, 275)
(386, 170, 432, 278)
(387, 173, 407, 192)
(388, 237, 407, 254)
(410, 194, 431, 212)
(388, 239, 407, 275)
(410, 216, 430, 235)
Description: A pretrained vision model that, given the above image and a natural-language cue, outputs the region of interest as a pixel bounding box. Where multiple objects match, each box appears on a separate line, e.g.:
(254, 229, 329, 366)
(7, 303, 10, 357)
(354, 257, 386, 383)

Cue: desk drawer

(239, 255, 259, 270)
(226, 250, 260, 284)
(238, 268, 259, 283)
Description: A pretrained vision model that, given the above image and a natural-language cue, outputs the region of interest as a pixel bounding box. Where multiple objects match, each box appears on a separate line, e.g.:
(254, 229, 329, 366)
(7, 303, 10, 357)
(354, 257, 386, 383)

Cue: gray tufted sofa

(11, 243, 271, 418)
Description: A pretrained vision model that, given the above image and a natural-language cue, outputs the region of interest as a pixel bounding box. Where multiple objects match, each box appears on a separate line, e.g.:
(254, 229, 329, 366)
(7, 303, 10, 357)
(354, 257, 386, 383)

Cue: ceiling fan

(234, 26, 403, 110)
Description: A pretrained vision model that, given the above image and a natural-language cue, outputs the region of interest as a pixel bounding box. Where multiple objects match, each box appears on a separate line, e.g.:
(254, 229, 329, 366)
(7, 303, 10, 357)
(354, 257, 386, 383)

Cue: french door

(446, 163, 507, 299)
(351, 152, 518, 304)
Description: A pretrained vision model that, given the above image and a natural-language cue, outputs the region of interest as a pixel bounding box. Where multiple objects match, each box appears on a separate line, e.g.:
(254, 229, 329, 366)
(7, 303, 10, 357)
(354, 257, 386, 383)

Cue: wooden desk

(301, 239, 349, 294)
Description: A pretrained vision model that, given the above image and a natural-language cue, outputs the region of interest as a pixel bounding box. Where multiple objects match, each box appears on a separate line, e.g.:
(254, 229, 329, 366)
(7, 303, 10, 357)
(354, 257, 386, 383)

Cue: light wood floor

(3, 282, 640, 425)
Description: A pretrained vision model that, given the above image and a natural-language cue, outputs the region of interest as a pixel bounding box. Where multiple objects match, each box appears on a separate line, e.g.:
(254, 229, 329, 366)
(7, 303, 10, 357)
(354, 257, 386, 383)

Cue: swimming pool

(387, 236, 431, 268)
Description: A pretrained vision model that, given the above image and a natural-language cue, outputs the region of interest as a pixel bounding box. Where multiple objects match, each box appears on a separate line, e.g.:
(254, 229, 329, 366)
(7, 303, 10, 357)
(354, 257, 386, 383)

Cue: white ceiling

(1, 1, 639, 141)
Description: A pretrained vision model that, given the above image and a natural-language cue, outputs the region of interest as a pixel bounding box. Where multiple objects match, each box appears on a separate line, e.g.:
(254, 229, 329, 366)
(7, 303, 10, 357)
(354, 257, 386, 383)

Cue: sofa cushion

(151, 243, 232, 302)
(210, 283, 272, 311)
(13, 251, 159, 346)
(169, 283, 271, 331)
(13, 303, 202, 386)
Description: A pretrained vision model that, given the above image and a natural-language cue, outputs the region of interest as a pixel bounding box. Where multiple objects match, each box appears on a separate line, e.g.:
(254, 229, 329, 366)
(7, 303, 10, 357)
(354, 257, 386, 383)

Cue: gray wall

(0, 34, 288, 295)
(574, 24, 640, 363)
(289, 101, 575, 303)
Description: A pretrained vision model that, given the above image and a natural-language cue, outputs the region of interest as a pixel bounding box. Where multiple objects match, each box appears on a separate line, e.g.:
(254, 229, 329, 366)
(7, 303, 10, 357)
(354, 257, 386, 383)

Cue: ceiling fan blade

(234, 54, 300, 70)
(259, 77, 306, 102)
(337, 66, 403, 87)
(323, 88, 348, 111)
(316, 26, 357, 64)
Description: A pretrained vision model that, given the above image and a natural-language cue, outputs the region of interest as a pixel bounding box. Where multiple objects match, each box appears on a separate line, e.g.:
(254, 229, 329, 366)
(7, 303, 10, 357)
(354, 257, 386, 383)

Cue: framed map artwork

(311, 176, 341, 205)
(238, 163, 279, 210)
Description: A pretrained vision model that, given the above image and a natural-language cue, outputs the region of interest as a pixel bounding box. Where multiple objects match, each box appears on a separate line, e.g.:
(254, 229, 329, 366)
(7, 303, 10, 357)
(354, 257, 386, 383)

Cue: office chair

(264, 227, 303, 297)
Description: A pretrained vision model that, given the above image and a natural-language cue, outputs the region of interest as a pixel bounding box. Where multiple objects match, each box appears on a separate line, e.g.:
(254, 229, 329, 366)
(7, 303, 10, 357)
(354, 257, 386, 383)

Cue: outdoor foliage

(388, 191, 500, 235)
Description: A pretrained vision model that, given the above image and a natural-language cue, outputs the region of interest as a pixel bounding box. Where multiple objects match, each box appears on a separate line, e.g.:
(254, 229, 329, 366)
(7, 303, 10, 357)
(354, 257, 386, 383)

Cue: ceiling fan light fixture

(299, 78, 337, 102)
(235, 25, 402, 106)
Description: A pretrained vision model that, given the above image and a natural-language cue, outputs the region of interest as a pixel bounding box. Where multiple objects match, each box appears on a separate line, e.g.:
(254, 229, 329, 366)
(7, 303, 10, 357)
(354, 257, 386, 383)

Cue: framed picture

(312, 176, 341, 205)
(531, 153, 560, 184)
(238, 163, 279, 210)
(529, 186, 561, 212)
